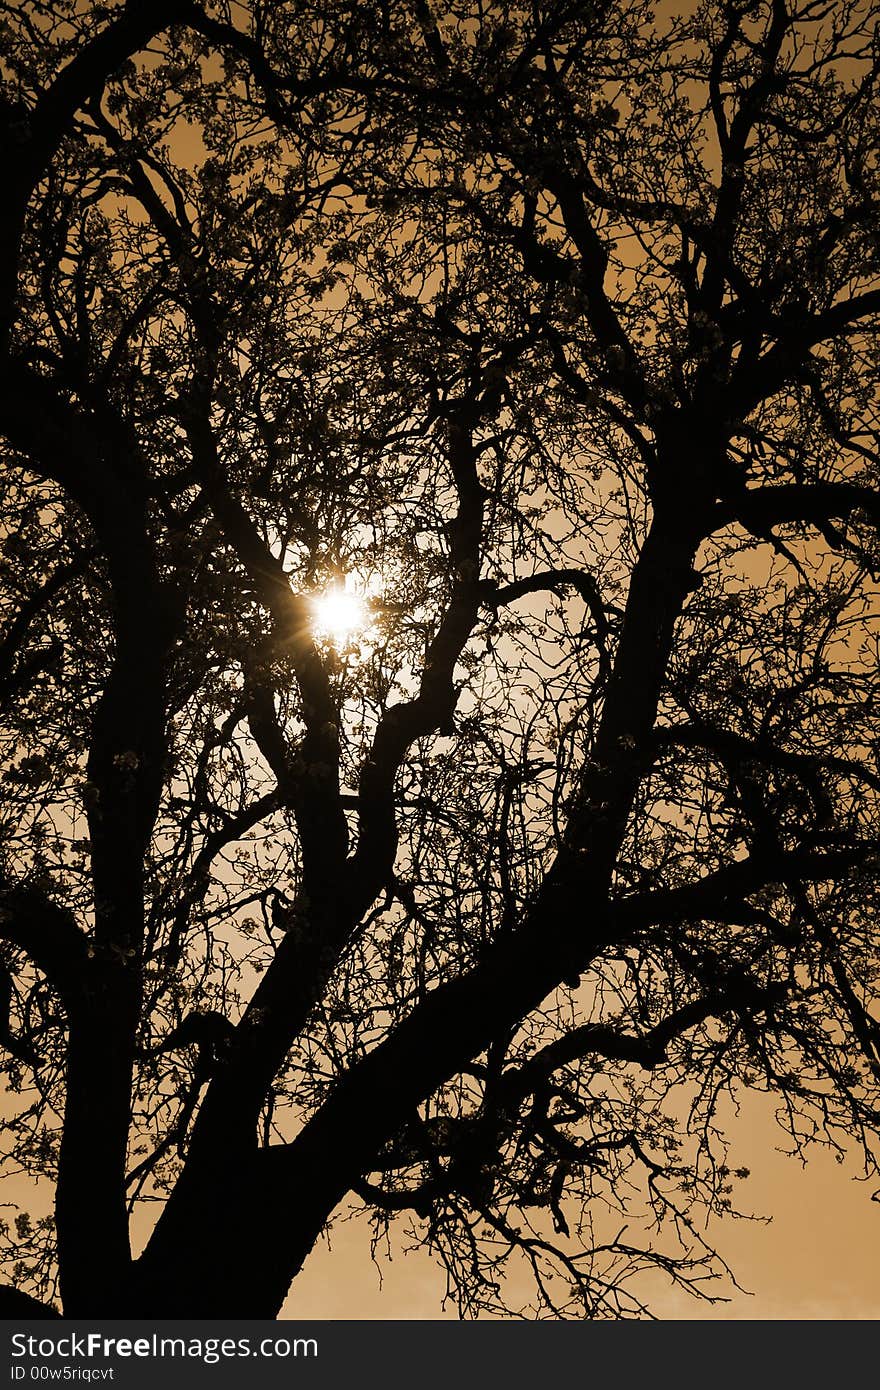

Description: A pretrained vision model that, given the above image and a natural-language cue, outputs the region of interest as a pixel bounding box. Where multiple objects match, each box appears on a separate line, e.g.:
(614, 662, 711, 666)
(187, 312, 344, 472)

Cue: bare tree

(0, 0, 878, 1318)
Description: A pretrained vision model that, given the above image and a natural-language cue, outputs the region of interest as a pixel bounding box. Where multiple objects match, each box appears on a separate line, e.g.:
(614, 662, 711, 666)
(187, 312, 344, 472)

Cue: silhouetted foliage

(0, 0, 878, 1317)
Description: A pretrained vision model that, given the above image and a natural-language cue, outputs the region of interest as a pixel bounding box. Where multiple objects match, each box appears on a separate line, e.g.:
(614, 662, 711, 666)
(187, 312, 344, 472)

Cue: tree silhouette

(0, 0, 878, 1318)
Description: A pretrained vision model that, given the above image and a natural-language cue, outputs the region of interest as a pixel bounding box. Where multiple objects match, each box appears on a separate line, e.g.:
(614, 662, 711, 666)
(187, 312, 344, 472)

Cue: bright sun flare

(310, 587, 366, 644)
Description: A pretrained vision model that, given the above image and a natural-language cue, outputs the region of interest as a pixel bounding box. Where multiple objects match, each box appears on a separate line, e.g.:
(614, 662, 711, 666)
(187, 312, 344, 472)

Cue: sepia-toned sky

(283, 1087, 880, 1320)
(3, 1084, 878, 1320)
(2, 0, 879, 1323)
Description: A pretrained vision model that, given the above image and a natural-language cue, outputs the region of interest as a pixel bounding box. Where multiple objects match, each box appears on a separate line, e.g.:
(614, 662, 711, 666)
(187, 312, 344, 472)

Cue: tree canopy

(0, 0, 878, 1318)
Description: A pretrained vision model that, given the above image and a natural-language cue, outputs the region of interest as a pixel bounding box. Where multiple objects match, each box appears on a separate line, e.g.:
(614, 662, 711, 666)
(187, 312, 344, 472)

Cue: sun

(310, 585, 367, 645)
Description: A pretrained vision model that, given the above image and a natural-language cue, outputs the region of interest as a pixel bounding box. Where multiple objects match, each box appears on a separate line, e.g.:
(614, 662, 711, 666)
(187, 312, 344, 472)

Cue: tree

(0, 0, 878, 1318)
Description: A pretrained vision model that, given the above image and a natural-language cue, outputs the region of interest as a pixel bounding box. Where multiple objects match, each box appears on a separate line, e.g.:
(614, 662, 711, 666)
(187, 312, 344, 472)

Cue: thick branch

(353, 414, 486, 901)
(504, 980, 789, 1095)
(0, 876, 88, 1009)
(655, 721, 880, 796)
(485, 567, 613, 679)
(611, 843, 879, 934)
(711, 481, 880, 536)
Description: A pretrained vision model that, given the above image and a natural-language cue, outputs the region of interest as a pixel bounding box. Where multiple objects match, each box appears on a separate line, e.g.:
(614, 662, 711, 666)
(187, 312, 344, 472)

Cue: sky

(284, 1087, 880, 1319)
(1, 0, 878, 1325)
